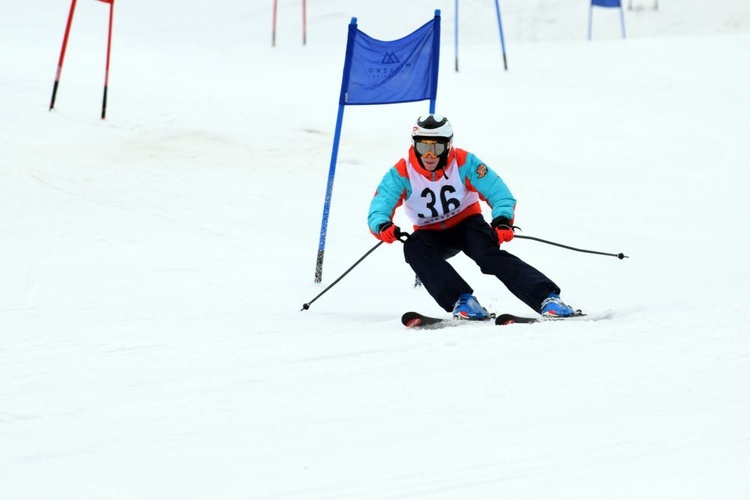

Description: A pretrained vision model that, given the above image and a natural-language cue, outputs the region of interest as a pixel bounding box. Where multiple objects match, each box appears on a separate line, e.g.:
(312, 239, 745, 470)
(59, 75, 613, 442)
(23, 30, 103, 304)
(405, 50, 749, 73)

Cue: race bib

(403, 158, 479, 227)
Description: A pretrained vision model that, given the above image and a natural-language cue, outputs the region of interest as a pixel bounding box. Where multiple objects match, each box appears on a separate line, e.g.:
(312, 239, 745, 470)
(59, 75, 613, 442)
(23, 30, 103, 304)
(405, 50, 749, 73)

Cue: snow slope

(2, 1, 750, 499)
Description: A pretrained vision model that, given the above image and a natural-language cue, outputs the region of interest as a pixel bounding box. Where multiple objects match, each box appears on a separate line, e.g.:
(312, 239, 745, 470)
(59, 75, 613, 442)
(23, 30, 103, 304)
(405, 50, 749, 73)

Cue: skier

(367, 114, 578, 320)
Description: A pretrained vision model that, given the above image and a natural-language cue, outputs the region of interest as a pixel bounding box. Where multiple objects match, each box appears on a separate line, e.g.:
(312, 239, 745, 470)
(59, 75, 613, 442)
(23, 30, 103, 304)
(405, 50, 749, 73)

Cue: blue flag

(340, 16, 441, 106)
(314, 13, 441, 283)
(591, 0, 621, 7)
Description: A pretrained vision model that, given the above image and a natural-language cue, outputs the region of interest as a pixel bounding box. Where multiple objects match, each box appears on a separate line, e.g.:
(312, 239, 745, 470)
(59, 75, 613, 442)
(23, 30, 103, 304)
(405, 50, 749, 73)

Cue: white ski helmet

(412, 114, 453, 170)
(412, 114, 454, 142)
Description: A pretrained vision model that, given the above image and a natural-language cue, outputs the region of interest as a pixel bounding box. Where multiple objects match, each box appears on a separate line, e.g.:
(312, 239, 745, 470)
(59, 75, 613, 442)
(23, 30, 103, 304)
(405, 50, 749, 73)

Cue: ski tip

(494, 313, 540, 326)
(401, 311, 454, 329)
(404, 318, 422, 328)
(401, 311, 423, 328)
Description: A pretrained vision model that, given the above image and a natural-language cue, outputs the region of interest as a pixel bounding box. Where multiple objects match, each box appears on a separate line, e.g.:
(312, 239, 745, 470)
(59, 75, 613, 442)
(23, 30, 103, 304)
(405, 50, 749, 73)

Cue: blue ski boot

(540, 293, 577, 318)
(452, 293, 489, 320)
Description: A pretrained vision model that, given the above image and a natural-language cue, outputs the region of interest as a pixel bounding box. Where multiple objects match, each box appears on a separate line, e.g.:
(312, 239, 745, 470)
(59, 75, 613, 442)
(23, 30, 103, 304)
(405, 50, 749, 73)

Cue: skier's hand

(377, 222, 401, 244)
(491, 216, 515, 244)
(495, 226, 514, 244)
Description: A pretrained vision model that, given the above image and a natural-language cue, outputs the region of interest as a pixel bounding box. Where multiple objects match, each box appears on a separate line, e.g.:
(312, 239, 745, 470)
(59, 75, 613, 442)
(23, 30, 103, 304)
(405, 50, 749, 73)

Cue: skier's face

(415, 139, 448, 171)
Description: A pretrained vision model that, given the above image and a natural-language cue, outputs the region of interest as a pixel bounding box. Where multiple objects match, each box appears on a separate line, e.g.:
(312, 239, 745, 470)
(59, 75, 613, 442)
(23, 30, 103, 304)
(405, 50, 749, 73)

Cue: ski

(495, 312, 586, 325)
(403, 310, 608, 329)
(494, 310, 618, 326)
(494, 313, 544, 325)
(401, 311, 495, 330)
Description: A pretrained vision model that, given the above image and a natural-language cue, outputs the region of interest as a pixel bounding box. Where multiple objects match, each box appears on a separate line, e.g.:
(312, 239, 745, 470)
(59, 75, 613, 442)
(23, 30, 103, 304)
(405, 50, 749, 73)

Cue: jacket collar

(408, 146, 456, 178)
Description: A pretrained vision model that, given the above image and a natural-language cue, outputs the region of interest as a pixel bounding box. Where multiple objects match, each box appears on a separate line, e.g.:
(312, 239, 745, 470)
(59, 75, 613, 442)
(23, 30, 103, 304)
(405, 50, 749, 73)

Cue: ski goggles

(414, 139, 449, 158)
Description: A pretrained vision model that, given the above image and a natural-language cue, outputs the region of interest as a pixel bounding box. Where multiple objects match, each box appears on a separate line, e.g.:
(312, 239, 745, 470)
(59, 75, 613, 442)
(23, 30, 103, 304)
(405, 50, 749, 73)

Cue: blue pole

(430, 9, 441, 113)
(619, 6, 627, 38)
(493, 0, 508, 70)
(454, 0, 459, 72)
(588, 5, 594, 40)
(315, 17, 357, 283)
(315, 103, 345, 283)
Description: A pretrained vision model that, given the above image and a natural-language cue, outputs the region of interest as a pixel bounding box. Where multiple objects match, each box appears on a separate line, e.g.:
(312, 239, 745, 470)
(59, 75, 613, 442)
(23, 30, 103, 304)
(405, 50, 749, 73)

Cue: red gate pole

(100, 0, 114, 119)
(49, 0, 79, 111)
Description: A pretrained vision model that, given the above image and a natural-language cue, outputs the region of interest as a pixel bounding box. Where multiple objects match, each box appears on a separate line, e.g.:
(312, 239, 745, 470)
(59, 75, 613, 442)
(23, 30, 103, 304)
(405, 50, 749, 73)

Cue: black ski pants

(403, 214, 560, 313)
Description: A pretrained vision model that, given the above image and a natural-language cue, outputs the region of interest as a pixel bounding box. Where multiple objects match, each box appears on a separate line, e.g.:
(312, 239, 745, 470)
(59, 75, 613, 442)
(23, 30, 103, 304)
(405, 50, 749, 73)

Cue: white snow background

(2, 0, 750, 498)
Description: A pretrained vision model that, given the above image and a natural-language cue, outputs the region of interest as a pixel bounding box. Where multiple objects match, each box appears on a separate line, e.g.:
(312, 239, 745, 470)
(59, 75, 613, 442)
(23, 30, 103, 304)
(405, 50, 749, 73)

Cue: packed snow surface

(2, 1, 749, 498)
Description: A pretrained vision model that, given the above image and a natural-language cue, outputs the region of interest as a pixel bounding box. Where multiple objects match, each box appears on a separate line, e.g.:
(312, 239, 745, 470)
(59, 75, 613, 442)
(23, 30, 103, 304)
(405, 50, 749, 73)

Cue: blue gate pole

(493, 0, 508, 70)
(430, 9, 441, 113)
(454, 0, 459, 72)
(315, 103, 346, 283)
(314, 17, 357, 283)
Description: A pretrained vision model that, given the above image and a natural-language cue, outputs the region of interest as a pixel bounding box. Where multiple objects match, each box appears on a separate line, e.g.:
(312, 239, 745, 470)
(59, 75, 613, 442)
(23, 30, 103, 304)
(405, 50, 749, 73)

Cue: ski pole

(514, 234, 629, 260)
(301, 230, 410, 311)
(301, 241, 383, 310)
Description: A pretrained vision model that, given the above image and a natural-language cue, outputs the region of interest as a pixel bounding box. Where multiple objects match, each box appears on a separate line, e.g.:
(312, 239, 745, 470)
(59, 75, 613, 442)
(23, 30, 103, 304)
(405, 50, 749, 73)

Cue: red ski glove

(491, 216, 515, 244)
(377, 222, 400, 244)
